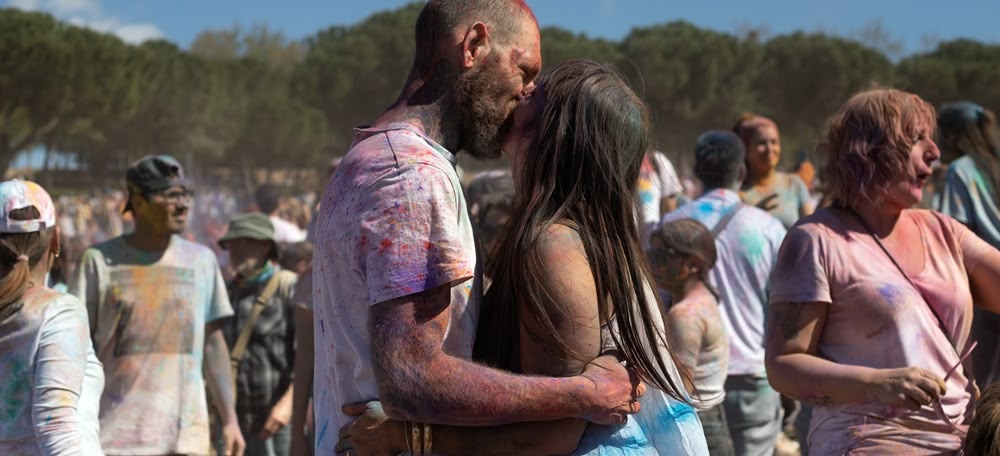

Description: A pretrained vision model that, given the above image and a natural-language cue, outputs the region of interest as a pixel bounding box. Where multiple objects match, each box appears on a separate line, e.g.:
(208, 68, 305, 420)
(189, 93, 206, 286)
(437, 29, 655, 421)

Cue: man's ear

(461, 22, 491, 69)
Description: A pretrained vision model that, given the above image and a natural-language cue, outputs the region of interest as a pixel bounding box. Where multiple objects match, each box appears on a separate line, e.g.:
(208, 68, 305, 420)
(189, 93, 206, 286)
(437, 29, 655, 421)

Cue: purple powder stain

(877, 284, 907, 311)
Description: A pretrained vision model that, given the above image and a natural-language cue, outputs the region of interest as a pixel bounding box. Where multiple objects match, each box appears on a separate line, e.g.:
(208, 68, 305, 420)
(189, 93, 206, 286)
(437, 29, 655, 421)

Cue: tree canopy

(2, 2, 998, 188)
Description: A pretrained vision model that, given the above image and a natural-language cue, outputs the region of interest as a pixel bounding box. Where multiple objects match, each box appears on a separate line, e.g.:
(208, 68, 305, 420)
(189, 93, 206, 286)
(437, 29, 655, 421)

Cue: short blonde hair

(819, 88, 935, 209)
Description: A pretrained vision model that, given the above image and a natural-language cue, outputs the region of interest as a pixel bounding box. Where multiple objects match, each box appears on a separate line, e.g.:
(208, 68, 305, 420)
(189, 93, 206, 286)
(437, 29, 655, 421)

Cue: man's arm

(290, 305, 314, 456)
(68, 249, 101, 335)
(204, 320, 245, 456)
(370, 283, 638, 427)
(260, 384, 294, 440)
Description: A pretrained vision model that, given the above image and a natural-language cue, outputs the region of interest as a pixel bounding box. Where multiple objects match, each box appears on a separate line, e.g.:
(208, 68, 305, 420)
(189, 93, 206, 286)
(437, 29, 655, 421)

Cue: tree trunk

(0, 117, 60, 179)
(0, 143, 17, 180)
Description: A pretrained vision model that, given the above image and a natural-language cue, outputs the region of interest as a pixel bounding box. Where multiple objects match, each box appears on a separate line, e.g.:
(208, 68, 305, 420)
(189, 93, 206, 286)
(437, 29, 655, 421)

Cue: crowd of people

(2, 1, 1000, 456)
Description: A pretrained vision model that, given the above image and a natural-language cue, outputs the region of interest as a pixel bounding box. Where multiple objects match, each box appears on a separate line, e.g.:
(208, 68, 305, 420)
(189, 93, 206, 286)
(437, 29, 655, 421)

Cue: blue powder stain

(320, 319, 326, 334)
(639, 191, 655, 205)
(698, 202, 714, 214)
(316, 419, 330, 446)
(878, 284, 907, 310)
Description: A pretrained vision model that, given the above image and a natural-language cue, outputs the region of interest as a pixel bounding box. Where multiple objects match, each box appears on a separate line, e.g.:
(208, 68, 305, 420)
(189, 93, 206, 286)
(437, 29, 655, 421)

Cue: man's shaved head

(412, 0, 537, 75)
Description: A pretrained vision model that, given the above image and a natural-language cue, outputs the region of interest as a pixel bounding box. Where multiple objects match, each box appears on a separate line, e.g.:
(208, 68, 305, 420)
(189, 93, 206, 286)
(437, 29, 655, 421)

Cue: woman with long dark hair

(474, 58, 706, 455)
(0, 180, 105, 454)
(334, 60, 708, 455)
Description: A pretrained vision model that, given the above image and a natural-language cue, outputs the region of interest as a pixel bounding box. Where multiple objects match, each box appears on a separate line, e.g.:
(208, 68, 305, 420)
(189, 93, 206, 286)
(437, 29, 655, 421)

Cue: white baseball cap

(0, 179, 56, 234)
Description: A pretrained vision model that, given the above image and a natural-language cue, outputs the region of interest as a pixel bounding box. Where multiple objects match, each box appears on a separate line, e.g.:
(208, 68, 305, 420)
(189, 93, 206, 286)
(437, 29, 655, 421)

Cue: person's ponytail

(0, 206, 56, 322)
(0, 240, 32, 320)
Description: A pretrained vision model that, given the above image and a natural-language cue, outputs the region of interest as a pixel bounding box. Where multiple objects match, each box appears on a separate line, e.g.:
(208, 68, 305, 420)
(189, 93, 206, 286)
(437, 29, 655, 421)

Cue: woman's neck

(669, 277, 712, 303)
(851, 202, 904, 237)
(747, 168, 777, 188)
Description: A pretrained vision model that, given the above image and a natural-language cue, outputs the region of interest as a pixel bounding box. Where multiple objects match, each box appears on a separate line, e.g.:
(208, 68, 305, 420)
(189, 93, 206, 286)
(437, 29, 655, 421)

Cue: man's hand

(578, 354, 645, 425)
(221, 419, 246, 456)
(259, 395, 293, 440)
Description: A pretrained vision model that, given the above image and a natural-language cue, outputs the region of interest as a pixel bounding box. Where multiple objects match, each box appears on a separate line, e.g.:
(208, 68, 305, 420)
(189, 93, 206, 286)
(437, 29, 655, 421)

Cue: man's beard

(454, 61, 518, 160)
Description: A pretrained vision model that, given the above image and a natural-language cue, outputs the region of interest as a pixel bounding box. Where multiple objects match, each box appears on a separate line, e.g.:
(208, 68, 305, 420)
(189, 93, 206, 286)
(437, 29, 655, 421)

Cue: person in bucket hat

(0, 179, 105, 454)
(219, 212, 298, 456)
(70, 155, 244, 456)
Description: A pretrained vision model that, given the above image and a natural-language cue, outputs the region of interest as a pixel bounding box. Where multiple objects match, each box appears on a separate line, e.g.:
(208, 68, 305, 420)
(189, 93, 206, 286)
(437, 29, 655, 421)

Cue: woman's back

(938, 155, 1000, 248)
(0, 287, 104, 455)
(666, 292, 729, 409)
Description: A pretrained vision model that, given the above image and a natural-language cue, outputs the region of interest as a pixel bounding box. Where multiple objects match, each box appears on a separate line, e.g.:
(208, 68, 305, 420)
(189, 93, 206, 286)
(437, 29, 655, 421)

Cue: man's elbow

(377, 386, 424, 422)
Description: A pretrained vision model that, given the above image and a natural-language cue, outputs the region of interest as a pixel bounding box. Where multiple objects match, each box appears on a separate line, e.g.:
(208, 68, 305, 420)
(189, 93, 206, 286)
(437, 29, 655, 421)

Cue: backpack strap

(229, 271, 282, 377)
(711, 203, 744, 238)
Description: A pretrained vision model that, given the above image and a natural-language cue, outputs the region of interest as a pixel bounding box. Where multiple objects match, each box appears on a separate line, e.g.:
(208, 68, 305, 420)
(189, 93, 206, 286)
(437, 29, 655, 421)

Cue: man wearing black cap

(218, 213, 298, 456)
(71, 155, 245, 456)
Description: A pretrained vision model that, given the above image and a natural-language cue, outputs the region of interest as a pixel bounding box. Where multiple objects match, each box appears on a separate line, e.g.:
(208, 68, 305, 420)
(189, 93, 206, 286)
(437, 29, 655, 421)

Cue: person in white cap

(0, 179, 105, 455)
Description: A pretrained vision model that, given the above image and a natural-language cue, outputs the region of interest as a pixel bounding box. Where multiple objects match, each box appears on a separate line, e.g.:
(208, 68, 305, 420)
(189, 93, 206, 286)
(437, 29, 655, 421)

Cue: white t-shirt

(661, 189, 786, 376)
(312, 124, 480, 454)
(0, 287, 104, 456)
(270, 215, 307, 244)
(637, 151, 683, 248)
(71, 235, 233, 455)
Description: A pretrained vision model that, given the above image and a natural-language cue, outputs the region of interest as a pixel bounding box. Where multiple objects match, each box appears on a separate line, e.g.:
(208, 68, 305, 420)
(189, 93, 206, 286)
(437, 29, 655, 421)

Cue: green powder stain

(0, 357, 31, 422)
(738, 230, 767, 264)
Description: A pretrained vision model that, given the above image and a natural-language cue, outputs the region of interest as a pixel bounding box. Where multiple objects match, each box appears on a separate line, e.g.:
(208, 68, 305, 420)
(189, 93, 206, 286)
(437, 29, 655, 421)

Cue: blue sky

(4, 0, 999, 56)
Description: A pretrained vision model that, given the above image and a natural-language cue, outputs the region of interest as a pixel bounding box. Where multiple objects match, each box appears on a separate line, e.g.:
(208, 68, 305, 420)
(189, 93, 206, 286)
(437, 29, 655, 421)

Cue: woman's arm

(765, 301, 944, 409)
(32, 301, 88, 455)
(968, 246, 1000, 314)
(290, 305, 314, 456)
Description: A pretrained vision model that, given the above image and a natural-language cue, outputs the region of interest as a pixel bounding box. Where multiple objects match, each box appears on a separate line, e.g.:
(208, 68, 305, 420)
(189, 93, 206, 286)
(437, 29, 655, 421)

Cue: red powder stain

(379, 238, 393, 250)
(424, 241, 432, 251)
(360, 235, 369, 248)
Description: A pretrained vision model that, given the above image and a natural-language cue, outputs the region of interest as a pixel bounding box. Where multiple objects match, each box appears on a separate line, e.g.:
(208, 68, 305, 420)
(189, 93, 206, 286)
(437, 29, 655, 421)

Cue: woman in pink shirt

(765, 88, 1000, 455)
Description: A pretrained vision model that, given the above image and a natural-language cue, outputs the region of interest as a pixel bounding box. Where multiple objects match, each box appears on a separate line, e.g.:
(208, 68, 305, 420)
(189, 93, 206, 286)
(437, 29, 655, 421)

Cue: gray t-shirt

(70, 235, 232, 455)
(741, 172, 811, 229)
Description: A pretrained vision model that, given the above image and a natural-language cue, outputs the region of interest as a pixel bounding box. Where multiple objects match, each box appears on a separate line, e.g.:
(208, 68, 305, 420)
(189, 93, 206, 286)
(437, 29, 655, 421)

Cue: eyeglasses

(150, 189, 194, 205)
(933, 340, 977, 434)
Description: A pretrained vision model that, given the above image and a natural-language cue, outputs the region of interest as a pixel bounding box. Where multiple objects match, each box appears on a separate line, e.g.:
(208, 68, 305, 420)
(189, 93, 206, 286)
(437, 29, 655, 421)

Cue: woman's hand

(864, 367, 946, 411)
(336, 401, 405, 456)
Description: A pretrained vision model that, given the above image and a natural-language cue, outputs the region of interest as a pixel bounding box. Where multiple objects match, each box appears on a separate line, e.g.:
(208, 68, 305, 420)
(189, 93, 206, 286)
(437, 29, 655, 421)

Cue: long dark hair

(937, 101, 1000, 210)
(474, 60, 691, 401)
(0, 206, 56, 321)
